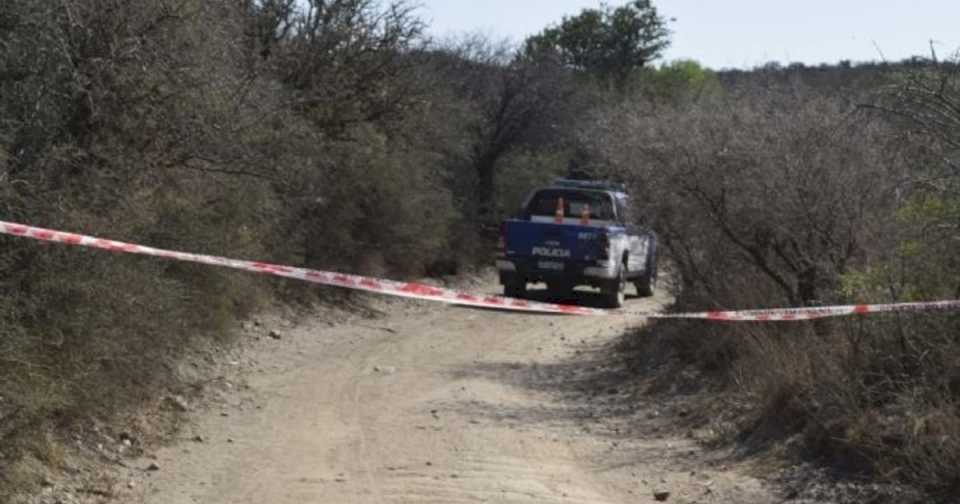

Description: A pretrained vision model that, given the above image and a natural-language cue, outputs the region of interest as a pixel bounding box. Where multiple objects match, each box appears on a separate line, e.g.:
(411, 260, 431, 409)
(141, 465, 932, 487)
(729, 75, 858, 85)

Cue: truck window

(525, 190, 615, 221)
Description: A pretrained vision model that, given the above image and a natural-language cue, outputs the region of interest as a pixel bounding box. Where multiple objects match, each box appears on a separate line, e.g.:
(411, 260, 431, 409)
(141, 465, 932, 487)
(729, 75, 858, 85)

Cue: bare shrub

(291, 129, 460, 277)
(591, 83, 905, 308)
(0, 0, 286, 495)
(585, 77, 960, 496)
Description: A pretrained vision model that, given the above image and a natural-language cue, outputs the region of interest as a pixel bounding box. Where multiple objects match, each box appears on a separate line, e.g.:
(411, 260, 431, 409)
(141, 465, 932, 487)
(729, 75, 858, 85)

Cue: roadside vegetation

(0, 0, 957, 501)
(587, 61, 960, 500)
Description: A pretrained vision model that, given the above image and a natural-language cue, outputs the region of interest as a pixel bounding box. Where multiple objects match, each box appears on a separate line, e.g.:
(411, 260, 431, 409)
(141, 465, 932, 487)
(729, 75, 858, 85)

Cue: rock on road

(133, 281, 777, 504)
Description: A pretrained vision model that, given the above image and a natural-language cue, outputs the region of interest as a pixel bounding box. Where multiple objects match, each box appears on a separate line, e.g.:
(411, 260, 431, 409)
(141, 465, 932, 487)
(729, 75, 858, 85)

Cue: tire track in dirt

(379, 454, 617, 503)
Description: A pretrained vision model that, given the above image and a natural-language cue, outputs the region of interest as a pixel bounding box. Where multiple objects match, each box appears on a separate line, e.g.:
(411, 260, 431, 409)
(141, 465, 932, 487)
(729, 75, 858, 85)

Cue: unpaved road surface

(132, 282, 780, 504)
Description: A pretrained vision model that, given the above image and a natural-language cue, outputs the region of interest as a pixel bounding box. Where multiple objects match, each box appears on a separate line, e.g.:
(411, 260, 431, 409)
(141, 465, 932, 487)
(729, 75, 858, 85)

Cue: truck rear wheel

(603, 267, 626, 309)
(547, 281, 574, 299)
(635, 242, 658, 297)
(504, 280, 527, 299)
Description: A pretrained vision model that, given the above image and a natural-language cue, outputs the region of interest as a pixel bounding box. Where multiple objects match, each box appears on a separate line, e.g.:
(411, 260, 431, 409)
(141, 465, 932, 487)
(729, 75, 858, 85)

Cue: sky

(417, 1, 960, 69)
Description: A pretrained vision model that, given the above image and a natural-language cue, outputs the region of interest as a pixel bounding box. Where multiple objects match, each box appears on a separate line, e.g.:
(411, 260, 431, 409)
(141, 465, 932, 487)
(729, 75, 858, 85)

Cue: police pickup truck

(496, 179, 657, 308)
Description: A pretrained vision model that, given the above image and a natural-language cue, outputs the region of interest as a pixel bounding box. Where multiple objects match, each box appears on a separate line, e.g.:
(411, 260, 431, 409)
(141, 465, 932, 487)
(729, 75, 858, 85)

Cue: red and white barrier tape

(643, 301, 960, 322)
(0, 220, 604, 316)
(1, 219, 958, 321)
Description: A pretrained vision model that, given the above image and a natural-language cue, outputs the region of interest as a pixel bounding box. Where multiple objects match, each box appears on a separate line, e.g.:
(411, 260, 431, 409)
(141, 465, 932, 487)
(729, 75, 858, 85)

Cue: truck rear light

(597, 233, 609, 260)
(554, 197, 565, 224)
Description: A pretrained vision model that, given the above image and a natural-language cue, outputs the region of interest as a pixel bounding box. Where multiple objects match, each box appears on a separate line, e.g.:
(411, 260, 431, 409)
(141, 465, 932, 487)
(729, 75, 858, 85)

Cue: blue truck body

(499, 220, 624, 274)
(496, 180, 657, 308)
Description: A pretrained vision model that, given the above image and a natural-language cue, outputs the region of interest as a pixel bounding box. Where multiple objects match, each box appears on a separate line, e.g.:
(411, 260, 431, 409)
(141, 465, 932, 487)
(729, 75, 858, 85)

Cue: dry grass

(616, 310, 960, 499)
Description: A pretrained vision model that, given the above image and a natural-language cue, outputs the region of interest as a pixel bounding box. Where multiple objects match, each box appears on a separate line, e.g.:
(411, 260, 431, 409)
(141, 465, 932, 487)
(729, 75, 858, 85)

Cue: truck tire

(603, 267, 626, 309)
(504, 280, 527, 299)
(635, 241, 658, 297)
(547, 281, 574, 299)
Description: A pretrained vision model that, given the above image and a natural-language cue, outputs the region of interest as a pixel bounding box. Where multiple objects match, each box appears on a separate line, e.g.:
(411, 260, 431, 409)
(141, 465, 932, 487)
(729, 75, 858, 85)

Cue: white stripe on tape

(1, 219, 958, 321)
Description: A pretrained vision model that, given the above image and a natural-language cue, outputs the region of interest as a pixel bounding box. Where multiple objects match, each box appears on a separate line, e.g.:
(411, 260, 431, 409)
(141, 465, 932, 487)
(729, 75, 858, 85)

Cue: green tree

(524, 0, 670, 87)
(641, 59, 720, 103)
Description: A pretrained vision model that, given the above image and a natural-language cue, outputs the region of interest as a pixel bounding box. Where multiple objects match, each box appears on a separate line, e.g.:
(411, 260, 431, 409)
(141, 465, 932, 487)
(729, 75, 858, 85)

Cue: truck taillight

(597, 233, 609, 259)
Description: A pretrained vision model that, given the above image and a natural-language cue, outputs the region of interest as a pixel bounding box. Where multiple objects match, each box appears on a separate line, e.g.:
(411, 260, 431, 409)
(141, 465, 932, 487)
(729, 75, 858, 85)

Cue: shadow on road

(453, 286, 649, 317)
(522, 285, 648, 308)
(447, 342, 654, 430)
(443, 321, 722, 472)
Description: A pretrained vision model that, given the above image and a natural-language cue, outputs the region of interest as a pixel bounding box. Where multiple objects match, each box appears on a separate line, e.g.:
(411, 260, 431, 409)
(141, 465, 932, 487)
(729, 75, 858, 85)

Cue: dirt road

(131, 281, 780, 504)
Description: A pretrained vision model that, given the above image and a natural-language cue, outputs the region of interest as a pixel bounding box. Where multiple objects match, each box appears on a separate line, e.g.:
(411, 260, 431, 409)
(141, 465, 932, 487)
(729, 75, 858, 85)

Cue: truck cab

(496, 179, 657, 308)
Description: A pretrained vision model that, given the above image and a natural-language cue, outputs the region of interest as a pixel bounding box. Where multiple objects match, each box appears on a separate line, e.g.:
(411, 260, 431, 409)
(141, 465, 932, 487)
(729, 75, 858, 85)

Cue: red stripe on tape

(359, 278, 382, 290)
(61, 233, 84, 245)
(400, 283, 445, 297)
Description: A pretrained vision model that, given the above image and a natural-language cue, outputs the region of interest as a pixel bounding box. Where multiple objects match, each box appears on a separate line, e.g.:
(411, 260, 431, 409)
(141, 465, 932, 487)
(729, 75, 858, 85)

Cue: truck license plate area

(537, 261, 565, 271)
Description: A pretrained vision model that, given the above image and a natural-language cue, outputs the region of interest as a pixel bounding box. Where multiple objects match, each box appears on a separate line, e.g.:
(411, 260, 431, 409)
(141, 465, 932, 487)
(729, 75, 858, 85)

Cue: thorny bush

(585, 74, 960, 497)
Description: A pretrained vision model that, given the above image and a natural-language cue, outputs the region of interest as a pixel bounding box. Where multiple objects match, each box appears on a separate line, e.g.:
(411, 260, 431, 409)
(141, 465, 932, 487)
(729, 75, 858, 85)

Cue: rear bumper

(497, 257, 618, 286)
(583, 265, 618, 279)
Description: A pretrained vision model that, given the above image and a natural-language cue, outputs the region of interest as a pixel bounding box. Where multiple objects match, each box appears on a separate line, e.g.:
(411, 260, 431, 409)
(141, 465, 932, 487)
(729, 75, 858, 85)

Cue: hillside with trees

(1, 0, 958, 502)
